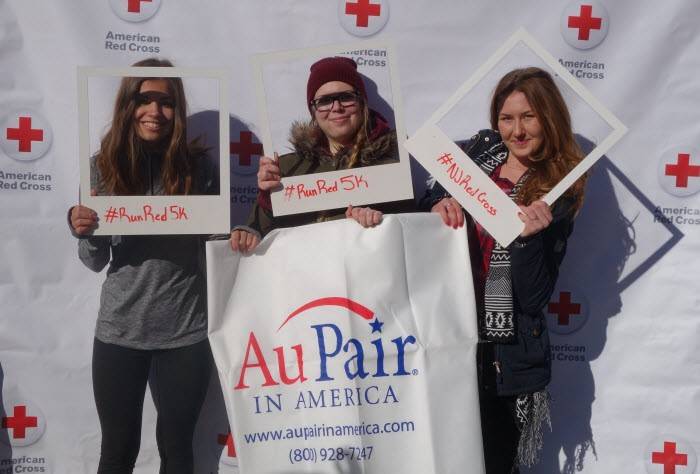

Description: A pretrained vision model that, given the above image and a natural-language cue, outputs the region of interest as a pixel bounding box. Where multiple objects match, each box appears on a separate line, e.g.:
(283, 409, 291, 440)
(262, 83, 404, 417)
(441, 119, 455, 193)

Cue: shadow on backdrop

(0, 364, 12, 462)
(523, 135, 683, 474)
(188, 110, 263, 229)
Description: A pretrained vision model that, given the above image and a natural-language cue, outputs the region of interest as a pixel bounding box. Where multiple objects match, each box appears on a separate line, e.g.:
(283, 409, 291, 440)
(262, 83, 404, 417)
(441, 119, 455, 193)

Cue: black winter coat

(426, 129, 576, 396)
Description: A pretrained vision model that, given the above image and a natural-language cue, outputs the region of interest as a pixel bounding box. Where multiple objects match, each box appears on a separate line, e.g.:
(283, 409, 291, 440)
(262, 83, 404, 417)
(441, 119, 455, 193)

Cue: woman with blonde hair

(430, 67, 586, 473)
(230, 56, 412, 251)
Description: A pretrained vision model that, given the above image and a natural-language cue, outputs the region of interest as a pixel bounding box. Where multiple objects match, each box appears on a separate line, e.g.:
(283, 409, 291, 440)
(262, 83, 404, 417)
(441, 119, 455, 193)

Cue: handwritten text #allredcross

(436, 153, 497, 216)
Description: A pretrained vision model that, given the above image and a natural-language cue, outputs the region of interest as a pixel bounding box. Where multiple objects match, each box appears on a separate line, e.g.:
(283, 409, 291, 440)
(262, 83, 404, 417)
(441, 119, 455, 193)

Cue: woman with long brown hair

(430, 67, 586, 473)
(68, 58, 215, 473)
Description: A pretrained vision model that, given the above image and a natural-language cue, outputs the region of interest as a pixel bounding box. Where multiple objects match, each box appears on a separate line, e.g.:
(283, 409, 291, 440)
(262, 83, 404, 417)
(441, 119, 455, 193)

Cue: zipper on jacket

(494, 344, 504, 389)
(493, 361, 503, 384)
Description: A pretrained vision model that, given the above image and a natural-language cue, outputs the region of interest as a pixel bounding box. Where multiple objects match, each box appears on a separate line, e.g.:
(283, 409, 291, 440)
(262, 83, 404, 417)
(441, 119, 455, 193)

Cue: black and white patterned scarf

(472, 140, 529, 343)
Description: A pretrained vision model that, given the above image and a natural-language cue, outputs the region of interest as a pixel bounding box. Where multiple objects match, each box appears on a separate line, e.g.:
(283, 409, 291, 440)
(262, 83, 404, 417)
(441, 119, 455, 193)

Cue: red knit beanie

(307, 57, 367, 112)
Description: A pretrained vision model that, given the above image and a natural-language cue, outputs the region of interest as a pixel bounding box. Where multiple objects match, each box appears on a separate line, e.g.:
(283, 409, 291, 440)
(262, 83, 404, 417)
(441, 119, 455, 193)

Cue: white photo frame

(404, 28, 627, 247)
(77, 66, 230, 235)
(252, 41, 413, 216)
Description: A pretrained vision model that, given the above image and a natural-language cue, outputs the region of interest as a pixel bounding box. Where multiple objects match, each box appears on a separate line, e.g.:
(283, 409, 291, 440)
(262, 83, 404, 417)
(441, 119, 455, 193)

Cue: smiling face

(312, 81, 363, 151)
(497, 90, 543, 164)
(133, 79, 175, 143)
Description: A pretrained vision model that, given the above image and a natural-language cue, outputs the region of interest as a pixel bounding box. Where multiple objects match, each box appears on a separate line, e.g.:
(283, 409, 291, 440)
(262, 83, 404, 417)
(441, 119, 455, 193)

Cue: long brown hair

(96, 58, 202, 195)
(490, 67, 586, 212)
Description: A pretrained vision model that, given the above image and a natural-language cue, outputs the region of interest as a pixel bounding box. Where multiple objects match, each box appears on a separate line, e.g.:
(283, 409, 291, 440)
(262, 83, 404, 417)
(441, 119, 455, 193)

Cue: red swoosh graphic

(277, 297, 374, 331)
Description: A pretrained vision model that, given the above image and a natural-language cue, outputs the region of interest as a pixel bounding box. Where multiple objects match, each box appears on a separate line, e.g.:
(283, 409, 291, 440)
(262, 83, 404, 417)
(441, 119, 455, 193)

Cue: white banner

(206, 214, 485, 473)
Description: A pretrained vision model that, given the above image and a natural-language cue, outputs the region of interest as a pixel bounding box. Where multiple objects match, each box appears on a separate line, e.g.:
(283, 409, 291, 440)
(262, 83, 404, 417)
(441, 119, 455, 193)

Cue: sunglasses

(310, 91, 360, 112)
(135, 91, 175, 109)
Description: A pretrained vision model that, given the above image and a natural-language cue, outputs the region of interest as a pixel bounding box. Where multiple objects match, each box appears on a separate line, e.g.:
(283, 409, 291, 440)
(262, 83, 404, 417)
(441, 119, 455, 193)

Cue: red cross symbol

(665, 153, 700, 188)
(548, 291, 581, 326)
(2, 405, 38, 439)
(127, 0, 152, 13)
(568, 5, 602, 40)
(218, 431, 236, 458)
(652, 441, 688, 474)
(230, 131, 263, 167)
(345, 0, 381, 28)
(6, 116, 44, 153)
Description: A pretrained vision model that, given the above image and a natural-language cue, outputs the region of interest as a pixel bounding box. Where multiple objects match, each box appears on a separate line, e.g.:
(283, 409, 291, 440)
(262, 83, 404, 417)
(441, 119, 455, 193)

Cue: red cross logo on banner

(2, 405, 38, 439)
(0, 110, 53, 162)
(658, 147, 700, 197)
(568, 5, 602, 40)
(109, 0, 161, 22)
(651, 442, 688, 474)
(546, 288, 588, 335)
(230, 131, 263, 168)
(560, 1, 609, 50)
(665, 153, 700, 188)
(548, 292, 581, 326)
(5, 116, 43, 153)
(127, 0, 152, 13)
(218, 431, 237, 458)
(338, 0, 390, 37)
(345, 0, 381, 27)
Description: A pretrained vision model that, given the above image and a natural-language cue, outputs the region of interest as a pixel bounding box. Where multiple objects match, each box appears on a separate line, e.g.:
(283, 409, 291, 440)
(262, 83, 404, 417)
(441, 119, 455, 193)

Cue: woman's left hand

(345, 205, 383, 228)
(518, 200, 553, 238)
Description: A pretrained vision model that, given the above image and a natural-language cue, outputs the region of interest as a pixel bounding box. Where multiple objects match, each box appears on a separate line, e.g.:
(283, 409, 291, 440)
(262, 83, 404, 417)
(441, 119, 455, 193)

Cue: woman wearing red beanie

(230, 56, 412, 251)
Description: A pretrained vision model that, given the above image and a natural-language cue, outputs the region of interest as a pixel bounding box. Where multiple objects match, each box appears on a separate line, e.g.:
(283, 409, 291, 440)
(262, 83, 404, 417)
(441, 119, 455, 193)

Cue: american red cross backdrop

(5, 116, 43, 153)
(2, 406, 38, 440)
(345, 0, 381, 27)
(567, 5, 602, 41)
(127, 0, 151, 13)
(230, 131, 263, 168)
(1, 1, 699, 473)
(665, 153, 700, 188)
(651, 442, 688, 474)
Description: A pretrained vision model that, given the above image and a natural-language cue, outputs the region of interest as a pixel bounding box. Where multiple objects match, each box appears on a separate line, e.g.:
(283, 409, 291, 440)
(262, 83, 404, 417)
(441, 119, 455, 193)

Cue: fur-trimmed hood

(288, 110, 398, 169)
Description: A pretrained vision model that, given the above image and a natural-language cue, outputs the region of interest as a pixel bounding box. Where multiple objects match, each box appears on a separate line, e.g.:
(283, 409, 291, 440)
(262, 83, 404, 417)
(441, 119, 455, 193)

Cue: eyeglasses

(310, 91, 360, 113)
(135, 92, 174, 109)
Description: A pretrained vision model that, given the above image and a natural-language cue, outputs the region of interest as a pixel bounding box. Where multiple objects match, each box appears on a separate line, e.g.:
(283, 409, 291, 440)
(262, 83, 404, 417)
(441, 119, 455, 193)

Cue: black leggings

(92, 338, 212, 474)
(478, 342, 521, 474)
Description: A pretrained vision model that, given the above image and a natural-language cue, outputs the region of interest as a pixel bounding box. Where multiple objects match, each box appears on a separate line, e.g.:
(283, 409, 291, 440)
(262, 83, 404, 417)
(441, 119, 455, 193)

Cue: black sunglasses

(310, 91, 360, 112)
(135, 91, 175, 108)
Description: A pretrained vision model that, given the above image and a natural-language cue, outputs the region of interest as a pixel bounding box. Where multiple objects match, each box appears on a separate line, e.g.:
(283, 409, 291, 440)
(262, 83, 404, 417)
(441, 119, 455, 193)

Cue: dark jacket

(427, 129, 576, 396)
(246, 114, 415, 237)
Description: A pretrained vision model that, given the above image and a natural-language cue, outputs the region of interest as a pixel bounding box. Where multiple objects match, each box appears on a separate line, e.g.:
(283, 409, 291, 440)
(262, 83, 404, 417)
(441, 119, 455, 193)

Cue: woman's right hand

(431, 197, 464, 228)
(257, 153, 281, 191)
(230, 229, 260, 253)
(70, 205, 99, 235)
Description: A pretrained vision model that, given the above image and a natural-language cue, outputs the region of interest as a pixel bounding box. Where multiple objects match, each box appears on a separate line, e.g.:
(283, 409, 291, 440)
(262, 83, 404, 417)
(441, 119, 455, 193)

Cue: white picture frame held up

(252, 41, 413, 217)
(77, 66, 230, 235)
(404, 28, 627, 247)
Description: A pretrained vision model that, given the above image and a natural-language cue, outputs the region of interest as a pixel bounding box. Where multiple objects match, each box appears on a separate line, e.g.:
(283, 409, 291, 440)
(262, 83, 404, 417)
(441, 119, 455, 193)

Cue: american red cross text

(6, 116, 43, 152)
(568, 4, 602, 41)
(2, 405, 38, 439)
(665, 153, 700, 188)
(651, 441, 688, 474)
(230, 131, 263, 167)
(547, 291, 581, 326)
(345, 0, 381, 27)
